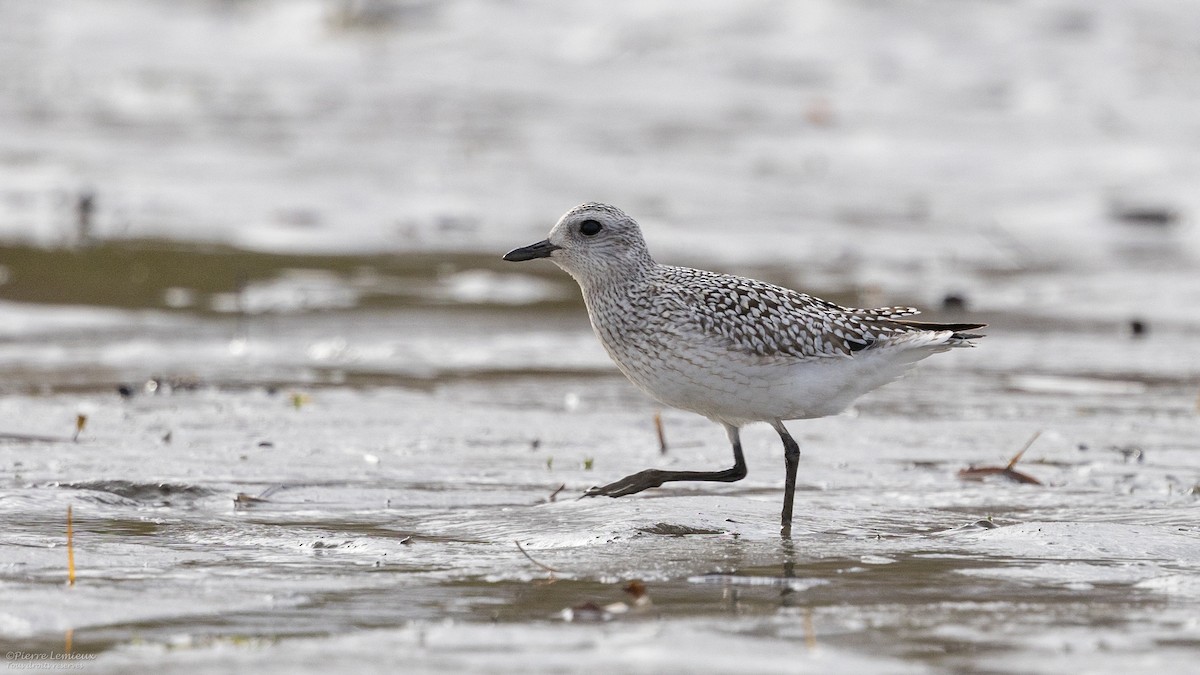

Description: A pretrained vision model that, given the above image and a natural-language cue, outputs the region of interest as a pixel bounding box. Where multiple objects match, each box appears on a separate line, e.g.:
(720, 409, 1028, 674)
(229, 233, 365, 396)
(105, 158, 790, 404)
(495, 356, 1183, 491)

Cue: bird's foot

(582, 469, 667, 498)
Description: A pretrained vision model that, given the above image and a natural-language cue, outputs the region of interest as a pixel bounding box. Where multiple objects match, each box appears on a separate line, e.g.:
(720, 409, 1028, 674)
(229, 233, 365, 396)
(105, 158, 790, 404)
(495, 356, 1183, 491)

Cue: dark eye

(579, 219, 602, 236)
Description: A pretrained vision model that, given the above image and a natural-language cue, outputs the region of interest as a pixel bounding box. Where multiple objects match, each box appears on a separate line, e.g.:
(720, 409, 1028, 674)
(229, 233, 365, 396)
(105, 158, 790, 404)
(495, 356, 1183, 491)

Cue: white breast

(591, 308, 936, 426)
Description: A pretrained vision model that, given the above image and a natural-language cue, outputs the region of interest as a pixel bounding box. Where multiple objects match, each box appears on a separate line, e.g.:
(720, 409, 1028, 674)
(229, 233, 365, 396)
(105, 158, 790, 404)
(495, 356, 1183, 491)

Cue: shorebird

(504, 203, 983, 536)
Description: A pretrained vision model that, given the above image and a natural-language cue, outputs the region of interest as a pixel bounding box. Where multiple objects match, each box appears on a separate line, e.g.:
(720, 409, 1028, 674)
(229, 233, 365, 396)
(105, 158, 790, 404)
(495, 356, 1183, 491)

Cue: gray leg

(584, 424, 747, 498)
(771, 420, 800, 537)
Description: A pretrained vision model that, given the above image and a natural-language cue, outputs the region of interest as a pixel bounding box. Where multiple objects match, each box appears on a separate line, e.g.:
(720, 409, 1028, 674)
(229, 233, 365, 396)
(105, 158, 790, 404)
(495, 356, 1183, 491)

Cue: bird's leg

(583, 424, 747, 498)
(772, 420, 801, 538)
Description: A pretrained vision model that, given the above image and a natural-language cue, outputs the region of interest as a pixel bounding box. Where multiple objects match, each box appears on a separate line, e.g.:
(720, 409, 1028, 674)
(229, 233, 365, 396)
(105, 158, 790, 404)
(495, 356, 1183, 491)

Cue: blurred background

(1, 0, 1198, 390)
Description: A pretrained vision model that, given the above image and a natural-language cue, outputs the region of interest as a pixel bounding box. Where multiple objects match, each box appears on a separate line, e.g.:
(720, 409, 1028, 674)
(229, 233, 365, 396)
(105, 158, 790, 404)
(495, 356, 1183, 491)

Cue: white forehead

(556, 202, 630, 226)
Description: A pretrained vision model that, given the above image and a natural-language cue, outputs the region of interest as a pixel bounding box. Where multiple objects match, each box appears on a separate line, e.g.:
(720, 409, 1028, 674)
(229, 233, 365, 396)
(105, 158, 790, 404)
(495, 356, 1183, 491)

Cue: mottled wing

(852, 306, 922, 319)
(664, 267, 953, 361)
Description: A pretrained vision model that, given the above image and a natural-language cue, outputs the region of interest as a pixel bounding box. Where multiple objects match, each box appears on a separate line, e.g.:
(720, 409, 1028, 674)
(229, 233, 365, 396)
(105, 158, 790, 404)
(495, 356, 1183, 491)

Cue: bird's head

(503, 203, 655, 285)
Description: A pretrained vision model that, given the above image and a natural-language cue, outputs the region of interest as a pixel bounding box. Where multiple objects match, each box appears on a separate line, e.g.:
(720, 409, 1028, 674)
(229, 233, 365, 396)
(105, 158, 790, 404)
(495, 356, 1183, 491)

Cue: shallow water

(3, 1, 1200, 673)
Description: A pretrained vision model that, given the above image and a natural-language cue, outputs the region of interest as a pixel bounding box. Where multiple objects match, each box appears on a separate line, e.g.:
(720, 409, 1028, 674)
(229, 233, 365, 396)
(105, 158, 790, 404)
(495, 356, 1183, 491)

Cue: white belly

(597, 324, 930, 426)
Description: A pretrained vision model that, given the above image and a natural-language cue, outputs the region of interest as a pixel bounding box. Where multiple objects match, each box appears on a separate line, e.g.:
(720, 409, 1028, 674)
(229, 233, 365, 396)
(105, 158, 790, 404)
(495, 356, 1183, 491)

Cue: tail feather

(894, 319, 986, 342)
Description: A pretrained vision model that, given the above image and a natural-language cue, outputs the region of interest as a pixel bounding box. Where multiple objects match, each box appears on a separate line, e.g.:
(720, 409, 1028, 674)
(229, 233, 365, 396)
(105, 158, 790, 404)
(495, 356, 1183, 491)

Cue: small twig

(233, 493, 266, 509)
(258, 484, 284, 499)
(958, 466, 1042, 485)
(547, 483, 565, 503)
(958, 430, 1045, 485)
(516, 535, 561, 571)
(234, 484, 285, 510)
(654, 412, 668, 455)
(1006, 430, 1041, 470)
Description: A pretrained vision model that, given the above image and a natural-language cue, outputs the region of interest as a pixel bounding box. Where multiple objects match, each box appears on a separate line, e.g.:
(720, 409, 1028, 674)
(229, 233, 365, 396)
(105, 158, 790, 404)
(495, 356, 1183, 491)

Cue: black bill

(502, 239, 560, 261)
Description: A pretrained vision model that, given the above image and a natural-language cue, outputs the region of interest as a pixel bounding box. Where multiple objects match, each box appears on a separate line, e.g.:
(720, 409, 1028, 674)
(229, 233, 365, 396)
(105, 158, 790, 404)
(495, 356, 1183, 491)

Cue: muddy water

(0, 241, 1197, 674)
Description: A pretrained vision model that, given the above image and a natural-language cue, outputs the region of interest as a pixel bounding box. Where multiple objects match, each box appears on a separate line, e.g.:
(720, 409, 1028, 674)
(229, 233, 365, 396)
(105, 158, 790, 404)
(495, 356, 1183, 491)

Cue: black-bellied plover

(504, 203, 984, 536)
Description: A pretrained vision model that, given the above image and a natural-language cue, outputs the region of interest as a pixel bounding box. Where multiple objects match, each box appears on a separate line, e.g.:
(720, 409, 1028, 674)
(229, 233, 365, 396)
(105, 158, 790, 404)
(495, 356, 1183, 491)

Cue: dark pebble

(941, 293, 968, 311)
(1112, 206, 1177, 226)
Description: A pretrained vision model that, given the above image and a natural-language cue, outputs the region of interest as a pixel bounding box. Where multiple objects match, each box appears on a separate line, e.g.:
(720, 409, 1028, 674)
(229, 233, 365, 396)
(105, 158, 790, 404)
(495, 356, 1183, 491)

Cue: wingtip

(895, 319, 987, 333)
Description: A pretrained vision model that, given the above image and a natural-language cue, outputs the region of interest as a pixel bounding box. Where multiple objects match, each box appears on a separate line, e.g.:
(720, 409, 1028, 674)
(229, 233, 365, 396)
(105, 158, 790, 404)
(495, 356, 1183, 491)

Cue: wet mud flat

(1, 245, 1198, 673)
(1, 375, 1197, 674)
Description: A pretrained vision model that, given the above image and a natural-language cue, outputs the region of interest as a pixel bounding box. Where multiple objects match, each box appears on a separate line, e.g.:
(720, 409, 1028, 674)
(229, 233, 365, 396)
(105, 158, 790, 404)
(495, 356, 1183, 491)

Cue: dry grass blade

(72, 414, 87, 443)
(67, 504, 76, 586)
